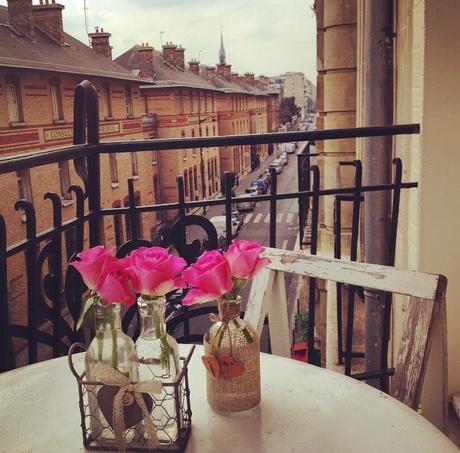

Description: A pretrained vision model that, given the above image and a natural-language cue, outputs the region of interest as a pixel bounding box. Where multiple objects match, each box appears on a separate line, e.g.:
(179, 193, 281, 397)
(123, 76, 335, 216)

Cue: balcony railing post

(344, 161, 363, 376)
(224, 172, 233, 247)
(307, 165, 320, 365)
(128, 178, 140, 241)
(269, 167, 277, 248)
(380, 158, 403, 391)
(0, 214, 12, 372)
(73, 81, 101, 247)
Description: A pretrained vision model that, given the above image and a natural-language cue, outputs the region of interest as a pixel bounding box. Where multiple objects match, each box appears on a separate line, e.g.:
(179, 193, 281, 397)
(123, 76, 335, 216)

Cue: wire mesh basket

(68, 343, 195, 452)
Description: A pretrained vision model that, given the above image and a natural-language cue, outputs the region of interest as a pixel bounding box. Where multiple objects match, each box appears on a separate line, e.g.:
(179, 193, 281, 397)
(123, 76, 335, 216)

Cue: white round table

(0, 345, 457, 453)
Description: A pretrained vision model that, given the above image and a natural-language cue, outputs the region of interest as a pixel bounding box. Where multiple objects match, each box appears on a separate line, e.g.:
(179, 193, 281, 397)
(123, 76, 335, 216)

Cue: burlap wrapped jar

(203, 297, 260, 415)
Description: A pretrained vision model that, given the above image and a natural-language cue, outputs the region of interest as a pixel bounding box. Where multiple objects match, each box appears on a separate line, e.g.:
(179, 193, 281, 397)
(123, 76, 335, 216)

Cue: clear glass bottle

(131, 295, 180, 443)
(203, 296, 261, 415)
(85, 300, 135, 441)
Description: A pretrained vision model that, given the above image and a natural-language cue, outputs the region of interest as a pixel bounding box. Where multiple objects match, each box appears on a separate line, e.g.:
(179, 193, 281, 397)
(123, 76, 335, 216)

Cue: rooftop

(0, 5, 140, 82)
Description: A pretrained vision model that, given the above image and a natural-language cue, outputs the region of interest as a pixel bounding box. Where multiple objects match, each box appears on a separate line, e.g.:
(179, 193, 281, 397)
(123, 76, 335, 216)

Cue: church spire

(219, 25, 226, 65)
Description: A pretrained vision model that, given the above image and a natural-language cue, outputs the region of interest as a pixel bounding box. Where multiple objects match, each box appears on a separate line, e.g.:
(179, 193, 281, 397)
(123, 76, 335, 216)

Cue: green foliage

(279, 97, 301, 124)
(295, 311, 309, 342)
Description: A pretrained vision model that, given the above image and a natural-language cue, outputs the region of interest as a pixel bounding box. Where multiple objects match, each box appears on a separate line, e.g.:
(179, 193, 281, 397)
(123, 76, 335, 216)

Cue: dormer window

(6, 75, 23, 124)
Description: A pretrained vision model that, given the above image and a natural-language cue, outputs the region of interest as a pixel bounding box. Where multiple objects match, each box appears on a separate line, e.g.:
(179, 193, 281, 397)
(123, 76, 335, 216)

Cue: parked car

(261, 171, 271, 186)
(279, 155, 288, 166)
(287, 143, 296, 154)
(251, 178, 269, 194)
(232, 210, 244, 229)
(270, 161, 283, 174)
(270, 158, 281, 169)
(223, 209, 244, 229)
(236, 188, 258, 211)
(209, 215, 238, 237)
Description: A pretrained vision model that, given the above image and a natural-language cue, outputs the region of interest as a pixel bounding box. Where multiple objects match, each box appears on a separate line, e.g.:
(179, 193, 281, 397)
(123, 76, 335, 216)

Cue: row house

(116, 39, 280, 194)
(115, 44, 221, 221)
(0, 1, 159, 330)
(204, 64, 252, 177)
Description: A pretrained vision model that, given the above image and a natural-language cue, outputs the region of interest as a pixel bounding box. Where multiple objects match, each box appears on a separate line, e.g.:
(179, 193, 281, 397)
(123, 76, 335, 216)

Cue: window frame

(102, 83, 113, 119)
(5, 75, 24, 124)
(125, 84, 134, 117)
(49, 78, 64, 122)
(58, 161, 72, 200)
(182, 130, 187, 159)
(109, 153, 119, 185)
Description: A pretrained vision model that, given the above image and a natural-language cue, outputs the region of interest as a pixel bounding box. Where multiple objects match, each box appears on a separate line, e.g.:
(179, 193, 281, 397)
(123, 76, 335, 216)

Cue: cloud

(0, 0, 317, 81)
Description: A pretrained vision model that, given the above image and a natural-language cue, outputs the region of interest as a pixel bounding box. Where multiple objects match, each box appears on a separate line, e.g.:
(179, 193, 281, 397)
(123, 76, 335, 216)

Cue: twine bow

(93, 363, 163, 453)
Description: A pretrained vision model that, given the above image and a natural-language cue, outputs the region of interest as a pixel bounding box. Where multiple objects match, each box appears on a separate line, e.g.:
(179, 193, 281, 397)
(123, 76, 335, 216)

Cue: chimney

(258, 75, 269, 86)
(216, 63, 226, 78)
(88, 27, 112, 59)
(138, 43, 154, 79)
(188, 59, 200, 76)
(245, 72, 255, 85)
(32, 0, 65, 45)
(162, 42, 177, 65)
(231, 72, 239, 83)
(235, 75, 246, 85)
(7, 0, 35, 38)
(224, 64, 232, 80)
(205, 66, 217, 84)
(174, 45, 185, 70)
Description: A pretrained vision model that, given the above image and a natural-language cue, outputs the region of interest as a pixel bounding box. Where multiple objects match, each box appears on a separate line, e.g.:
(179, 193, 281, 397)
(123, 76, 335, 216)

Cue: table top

(0, 345, 457, 453)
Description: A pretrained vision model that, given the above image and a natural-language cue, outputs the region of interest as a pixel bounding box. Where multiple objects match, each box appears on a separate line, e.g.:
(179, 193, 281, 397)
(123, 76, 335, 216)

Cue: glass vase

(84, 299, 135, 441)
(203, 296, 261, 415)
(131, 295, 181, 443)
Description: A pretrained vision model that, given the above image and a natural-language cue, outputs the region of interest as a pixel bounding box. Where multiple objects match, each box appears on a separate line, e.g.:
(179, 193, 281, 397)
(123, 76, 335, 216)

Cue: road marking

(286, 213, 294, 224)
(281, 239, 289, 250)
(244, 213, 253, 223)
(264, 214, 270, 223)
(253, 213, 263, 223)
(276, 213, 283, 223)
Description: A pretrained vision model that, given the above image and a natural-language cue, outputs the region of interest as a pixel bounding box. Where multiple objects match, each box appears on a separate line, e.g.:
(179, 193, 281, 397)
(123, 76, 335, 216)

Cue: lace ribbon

(93, 363, 163, 453)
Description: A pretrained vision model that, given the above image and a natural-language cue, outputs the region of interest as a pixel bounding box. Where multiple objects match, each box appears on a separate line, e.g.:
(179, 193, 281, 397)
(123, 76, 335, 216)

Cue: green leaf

(76, 295, 96, 331)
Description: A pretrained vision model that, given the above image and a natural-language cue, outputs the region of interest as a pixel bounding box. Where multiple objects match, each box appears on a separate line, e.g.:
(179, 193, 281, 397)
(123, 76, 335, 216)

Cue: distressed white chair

(244, 247, 448, 431)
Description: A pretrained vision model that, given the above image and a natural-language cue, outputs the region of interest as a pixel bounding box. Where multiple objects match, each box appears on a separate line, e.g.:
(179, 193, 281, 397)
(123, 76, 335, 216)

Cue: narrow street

(181, 142, 303, 352)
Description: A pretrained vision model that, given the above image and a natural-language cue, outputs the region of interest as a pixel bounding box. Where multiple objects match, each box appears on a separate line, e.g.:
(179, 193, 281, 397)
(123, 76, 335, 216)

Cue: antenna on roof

(83, 0, 90, 46)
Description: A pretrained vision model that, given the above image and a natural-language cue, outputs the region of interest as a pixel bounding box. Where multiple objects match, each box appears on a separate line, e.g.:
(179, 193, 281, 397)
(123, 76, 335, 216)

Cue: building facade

(0, 1, 159, 334)
(115, 44, 221, 220)
(314, 0, 460, 430)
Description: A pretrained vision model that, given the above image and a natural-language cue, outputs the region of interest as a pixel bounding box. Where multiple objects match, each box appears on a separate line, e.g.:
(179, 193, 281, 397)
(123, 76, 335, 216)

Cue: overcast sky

(1, 0, 317, 82)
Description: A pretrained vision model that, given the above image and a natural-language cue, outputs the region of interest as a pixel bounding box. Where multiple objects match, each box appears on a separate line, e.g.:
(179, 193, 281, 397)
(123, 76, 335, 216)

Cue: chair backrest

(244, 247, 447, 430)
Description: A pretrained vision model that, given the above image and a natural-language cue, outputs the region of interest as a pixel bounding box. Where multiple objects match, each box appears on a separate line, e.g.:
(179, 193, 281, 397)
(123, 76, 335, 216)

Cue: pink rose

(182, 250, 233, 306)
(94, 255, 136, 306)
(128, 247, 187, 297)
(70, 246, 114, 290)
(224, 239, 271, 279)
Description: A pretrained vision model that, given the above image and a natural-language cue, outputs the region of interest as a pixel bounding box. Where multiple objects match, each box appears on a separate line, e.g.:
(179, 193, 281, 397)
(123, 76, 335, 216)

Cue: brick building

(115, 43, 221, 220)
(116, 35, 280, 192)
(0, 1, 159, 328)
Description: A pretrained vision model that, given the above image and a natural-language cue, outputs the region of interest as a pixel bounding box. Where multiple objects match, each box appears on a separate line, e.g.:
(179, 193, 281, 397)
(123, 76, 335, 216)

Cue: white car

(210, 215, 238, 237)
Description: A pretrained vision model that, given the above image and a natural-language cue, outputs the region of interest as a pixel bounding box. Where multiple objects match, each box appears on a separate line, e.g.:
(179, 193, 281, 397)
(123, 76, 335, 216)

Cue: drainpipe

(362, 0, 394, 388)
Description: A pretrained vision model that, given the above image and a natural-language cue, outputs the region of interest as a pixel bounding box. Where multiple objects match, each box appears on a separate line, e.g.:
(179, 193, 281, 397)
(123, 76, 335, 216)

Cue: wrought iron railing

(0, 81, 419, 381)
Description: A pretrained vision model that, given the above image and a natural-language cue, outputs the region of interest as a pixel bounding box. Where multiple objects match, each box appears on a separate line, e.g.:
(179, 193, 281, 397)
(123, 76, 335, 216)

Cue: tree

(279, 97, 301, 124)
